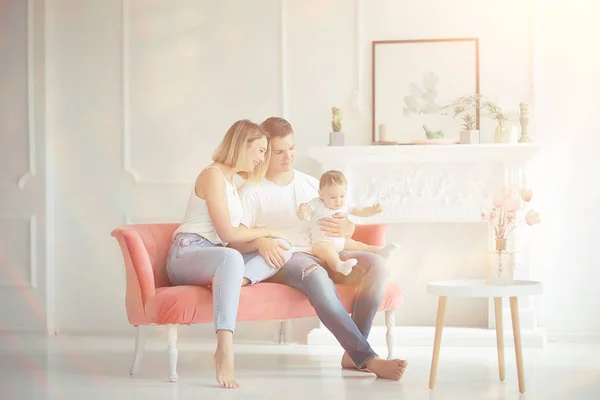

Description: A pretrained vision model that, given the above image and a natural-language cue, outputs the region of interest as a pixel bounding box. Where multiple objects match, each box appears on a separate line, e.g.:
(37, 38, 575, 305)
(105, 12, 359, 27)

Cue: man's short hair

(261, 117, 294, 138)
(319, 170, 347, 189)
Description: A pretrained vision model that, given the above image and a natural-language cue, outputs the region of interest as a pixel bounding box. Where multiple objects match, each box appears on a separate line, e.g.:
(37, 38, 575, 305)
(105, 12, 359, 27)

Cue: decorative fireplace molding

(304, 143, 546, 348)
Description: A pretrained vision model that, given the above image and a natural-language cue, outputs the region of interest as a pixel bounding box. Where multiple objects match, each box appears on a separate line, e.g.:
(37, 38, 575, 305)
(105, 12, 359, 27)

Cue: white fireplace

(305, 144, 546, 348)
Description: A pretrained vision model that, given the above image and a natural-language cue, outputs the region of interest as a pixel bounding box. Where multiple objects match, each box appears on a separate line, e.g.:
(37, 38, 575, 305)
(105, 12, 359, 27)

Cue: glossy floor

(1, 333, 599, 400)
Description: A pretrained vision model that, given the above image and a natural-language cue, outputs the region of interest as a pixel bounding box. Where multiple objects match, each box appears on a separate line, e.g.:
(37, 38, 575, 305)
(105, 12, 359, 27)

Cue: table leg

(510, 296, 525, 393)
(429, 296, 447, 389)
(494, 297, 505, 381)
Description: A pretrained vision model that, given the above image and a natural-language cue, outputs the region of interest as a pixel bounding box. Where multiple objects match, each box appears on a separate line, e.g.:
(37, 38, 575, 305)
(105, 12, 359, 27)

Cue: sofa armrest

(112, 228, 157, 324)
(352, 224, 389, 247)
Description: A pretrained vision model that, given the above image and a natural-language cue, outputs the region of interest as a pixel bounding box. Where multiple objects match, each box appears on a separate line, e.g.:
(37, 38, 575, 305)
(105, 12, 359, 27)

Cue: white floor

(1, 333, 599, 400)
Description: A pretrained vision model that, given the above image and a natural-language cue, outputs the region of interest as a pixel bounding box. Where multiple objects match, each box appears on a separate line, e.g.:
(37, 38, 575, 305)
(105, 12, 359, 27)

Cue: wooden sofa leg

(385, 310, 396, 360)
(130, 325, 146, 375)
(167, 324, 179, 382)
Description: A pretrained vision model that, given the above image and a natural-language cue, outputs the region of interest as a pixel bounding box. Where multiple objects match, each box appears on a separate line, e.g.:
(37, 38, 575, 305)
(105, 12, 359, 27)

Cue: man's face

(268, 134, 296, 174)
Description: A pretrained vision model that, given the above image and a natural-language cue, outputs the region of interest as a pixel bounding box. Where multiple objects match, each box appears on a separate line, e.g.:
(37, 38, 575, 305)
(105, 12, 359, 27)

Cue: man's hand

(256, 237, 290, 269)
(318, 214, 355, 238)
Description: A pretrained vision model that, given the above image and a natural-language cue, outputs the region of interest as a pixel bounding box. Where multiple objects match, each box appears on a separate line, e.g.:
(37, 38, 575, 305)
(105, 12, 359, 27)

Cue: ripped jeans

(267, 251, 389, 369)
(166, 233, 292, 332)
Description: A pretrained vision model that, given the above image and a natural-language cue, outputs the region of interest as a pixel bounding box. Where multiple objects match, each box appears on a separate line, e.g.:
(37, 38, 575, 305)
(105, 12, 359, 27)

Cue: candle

(378, 124, 388, 142)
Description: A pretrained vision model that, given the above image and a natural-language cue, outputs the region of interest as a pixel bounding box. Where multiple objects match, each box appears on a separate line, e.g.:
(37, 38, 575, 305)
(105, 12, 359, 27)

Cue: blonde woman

(166, 120, 292, 389)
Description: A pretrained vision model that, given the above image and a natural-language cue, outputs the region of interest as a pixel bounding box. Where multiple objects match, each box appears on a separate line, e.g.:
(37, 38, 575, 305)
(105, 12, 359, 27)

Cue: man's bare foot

(341, 352, 370, 372)
(365, 357, 407, 381)
(214, 346, 239, 389)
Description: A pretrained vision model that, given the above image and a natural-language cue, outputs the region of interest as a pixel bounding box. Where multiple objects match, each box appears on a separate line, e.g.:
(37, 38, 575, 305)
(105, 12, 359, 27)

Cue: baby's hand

(372, 203, 384, 214)
(297, 203, 311, 220)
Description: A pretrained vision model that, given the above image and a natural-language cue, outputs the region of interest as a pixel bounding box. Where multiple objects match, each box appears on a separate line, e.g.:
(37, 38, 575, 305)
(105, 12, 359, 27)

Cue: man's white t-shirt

(238, 170, 319, 253)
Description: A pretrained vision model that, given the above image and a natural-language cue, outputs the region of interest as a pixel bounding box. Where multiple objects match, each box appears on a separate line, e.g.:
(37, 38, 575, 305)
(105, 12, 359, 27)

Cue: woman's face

(242, 136, 268, 172)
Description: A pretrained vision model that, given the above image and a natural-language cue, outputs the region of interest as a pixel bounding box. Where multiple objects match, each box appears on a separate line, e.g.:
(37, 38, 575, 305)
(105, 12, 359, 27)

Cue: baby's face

(320, 184, 346, 210)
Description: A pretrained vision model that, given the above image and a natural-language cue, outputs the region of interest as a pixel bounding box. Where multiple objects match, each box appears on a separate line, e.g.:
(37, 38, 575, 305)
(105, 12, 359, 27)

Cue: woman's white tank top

(173, 166, 243, 245)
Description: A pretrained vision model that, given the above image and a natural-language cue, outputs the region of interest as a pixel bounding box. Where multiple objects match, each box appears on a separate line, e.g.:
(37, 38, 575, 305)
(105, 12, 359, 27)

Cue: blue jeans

(166, 233, 292, 332)
(267, 251, 389, 369)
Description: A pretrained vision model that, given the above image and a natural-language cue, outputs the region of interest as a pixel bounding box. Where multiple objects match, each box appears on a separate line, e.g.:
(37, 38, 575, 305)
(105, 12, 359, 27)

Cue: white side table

(427, 279, 543, 394)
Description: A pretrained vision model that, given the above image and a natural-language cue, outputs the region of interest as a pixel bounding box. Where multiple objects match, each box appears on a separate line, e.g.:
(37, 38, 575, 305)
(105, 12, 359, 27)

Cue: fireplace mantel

(304, 143, 546, 348)
(306, 144, 541, 224)
(306, 144, 541, 166)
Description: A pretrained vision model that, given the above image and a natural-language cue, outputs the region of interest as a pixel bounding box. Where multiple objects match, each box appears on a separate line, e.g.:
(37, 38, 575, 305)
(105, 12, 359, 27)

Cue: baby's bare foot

(341, 352, 371, 372)
(365, 357, 407, 381)
(377, 243, 400, 259)
(214, 347, 239, 389)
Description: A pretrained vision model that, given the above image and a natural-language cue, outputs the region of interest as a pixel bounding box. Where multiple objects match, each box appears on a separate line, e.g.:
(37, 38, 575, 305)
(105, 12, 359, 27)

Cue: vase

(494, 122, 505, 143)
(487, 239, 515, 285)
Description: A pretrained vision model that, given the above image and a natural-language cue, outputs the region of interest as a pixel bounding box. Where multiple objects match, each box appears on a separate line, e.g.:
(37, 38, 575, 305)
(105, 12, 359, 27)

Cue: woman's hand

(255, 237, 290, 269)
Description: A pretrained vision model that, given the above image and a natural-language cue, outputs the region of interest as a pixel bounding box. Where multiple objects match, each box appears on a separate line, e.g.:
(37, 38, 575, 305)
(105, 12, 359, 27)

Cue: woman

(166, 119, 291, 389)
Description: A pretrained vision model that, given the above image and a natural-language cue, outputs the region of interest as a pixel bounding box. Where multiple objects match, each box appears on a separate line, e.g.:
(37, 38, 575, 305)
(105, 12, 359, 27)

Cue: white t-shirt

(305, 198, 351, 251)
(238, 170, 319, 252)
(306, 198, 351, 220)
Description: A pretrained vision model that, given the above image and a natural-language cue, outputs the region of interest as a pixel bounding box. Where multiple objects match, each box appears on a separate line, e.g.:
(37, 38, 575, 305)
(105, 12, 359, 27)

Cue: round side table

(427, 279, 543, 394)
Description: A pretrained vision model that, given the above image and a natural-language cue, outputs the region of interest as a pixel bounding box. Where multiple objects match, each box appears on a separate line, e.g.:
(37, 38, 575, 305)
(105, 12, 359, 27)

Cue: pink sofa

(111, 223, 403, 381)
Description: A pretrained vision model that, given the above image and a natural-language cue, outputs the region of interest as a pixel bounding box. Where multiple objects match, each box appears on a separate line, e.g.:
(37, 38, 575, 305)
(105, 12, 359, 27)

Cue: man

(229, 117, 407, 380)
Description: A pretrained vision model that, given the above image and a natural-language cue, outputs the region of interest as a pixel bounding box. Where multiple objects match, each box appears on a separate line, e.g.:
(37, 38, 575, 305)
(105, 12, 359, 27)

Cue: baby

(297, 170, 398, 275)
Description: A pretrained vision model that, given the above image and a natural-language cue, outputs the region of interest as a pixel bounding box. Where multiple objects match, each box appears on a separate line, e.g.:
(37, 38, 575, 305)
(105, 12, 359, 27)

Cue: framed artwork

(372, 38, 480, 144)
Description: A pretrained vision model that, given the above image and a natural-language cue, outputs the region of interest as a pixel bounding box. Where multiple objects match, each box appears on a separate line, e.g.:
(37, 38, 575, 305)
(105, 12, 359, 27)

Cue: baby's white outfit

(307, 197, 350, 253)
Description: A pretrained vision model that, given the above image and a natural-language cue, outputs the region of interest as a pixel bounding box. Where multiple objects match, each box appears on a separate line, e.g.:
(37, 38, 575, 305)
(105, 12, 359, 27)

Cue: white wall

(39, 0, 600, 340)
(1, 0, 49, 332)
(529, 0, 600, 340)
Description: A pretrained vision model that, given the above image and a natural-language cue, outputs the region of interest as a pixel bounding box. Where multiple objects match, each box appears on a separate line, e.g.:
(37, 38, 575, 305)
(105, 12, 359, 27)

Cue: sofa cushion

(144, 282, 403, 325)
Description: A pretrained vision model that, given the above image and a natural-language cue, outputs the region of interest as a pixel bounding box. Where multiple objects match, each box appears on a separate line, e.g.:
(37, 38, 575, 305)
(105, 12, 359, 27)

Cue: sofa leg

(385, 310, 396, 360)
(130, 325, 146, 375)
(279, 321, 285, 344)
(167, 324, 179, 382)
(279, 320, 292, 344)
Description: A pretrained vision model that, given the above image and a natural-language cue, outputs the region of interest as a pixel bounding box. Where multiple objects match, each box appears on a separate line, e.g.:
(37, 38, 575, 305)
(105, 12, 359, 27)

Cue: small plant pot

(329, 132, 345, 146)
(460, 130, 480, 144)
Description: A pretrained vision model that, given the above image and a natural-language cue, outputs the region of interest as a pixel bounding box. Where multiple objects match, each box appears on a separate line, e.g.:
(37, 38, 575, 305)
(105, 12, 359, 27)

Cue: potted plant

(459, 112, 479, 144)
(444, 94, 513, 143)
(443, 95, 480, 144)
(329, 106, 344, 146)
(481, 187, 541, 285)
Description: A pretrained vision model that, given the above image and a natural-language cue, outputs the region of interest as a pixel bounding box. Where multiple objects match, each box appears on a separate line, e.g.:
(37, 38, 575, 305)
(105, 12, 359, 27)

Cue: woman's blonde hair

(212, 119, 270, 183)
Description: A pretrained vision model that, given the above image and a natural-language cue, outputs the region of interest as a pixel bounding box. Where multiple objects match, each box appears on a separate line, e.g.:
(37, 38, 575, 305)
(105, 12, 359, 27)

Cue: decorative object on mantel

(412, 138, 459, 145)
(481, 187, 541, 285)
(481, 100, 509, 144)
(445, 94, 526, 144)
(372, 38, 480, 144)
(329, 106, 345, 146)
(459, 113, 480, 144)
(423, 124, 444, 139)
(518, 102, 533, 143)
(443, 96, 480, 144)
(379, 123, 389, 141)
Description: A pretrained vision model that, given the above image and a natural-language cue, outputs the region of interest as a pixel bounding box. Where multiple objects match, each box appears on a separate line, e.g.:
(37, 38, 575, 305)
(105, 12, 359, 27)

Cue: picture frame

(372, 38, 480, 144)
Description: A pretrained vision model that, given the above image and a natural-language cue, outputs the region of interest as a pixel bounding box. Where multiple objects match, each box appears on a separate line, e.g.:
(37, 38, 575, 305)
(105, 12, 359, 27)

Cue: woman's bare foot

(214, 346, 239, 389)
(364, 357, 407, 381)
(341, 352, 370, 372)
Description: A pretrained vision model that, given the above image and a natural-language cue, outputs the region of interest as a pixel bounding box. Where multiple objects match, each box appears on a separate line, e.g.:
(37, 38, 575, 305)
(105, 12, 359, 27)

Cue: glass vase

(487, 239, 515, 285)
(494, 121, 506, 143)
